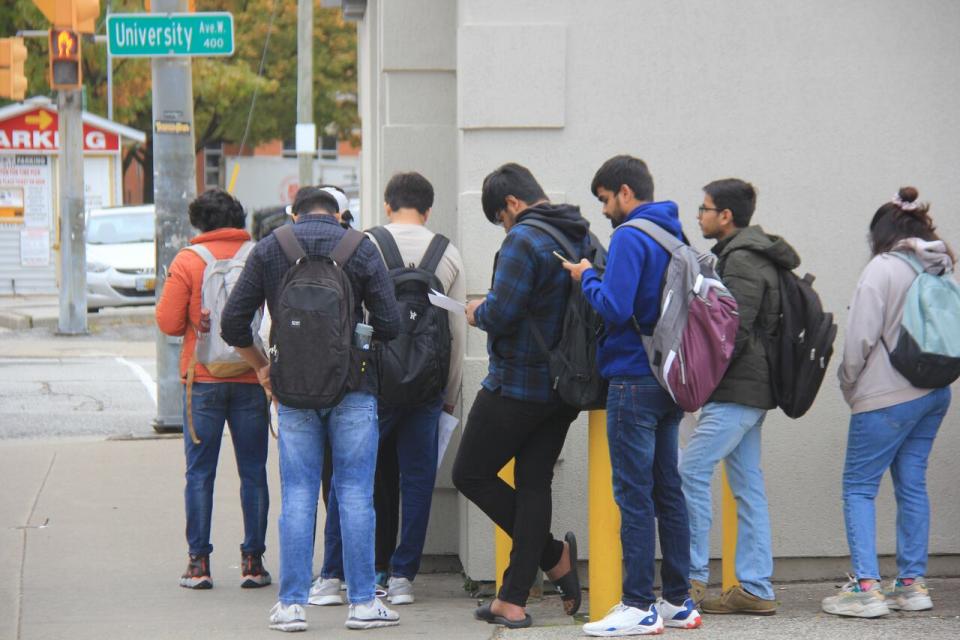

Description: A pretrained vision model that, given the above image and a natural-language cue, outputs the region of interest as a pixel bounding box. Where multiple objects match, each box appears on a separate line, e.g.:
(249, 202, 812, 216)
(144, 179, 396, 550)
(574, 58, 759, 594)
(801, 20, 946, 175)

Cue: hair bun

(898, 186, 919, 203)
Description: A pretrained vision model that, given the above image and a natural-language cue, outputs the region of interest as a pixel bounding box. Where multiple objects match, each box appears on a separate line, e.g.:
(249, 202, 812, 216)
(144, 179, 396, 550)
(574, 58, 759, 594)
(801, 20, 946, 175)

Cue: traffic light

(49, 28, 81, 90)
(30, 0, 101, 34)
(0, 37, 28, 101)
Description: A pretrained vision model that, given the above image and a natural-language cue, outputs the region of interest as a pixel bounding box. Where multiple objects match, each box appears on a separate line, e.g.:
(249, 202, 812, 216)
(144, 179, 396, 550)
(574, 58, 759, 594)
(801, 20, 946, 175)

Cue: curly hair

(188, 189, 246, 232)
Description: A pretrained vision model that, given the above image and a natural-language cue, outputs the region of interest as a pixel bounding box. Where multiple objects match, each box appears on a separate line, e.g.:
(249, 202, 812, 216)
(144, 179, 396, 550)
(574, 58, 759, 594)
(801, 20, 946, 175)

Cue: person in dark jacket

(565, 155, 700, 635)
(679, 179, 800, 616)
(452, 163, 586, 628)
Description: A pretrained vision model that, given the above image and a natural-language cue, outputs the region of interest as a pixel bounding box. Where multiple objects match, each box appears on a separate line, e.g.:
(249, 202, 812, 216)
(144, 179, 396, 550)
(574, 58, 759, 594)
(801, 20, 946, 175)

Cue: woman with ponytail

(822, 187, 954, 618)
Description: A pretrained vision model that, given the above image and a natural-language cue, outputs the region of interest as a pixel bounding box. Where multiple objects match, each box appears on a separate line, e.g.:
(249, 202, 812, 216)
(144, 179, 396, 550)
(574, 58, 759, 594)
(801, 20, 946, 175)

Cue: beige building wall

(347, 0, 960, 581)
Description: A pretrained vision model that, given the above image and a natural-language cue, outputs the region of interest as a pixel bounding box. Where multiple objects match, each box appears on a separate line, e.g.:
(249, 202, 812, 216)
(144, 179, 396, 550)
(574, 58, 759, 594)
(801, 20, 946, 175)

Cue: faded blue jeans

(182, 382, 269, 557)
(679, 401, 774, 601)
(607, 376, 690, 608)
(276, 392, 379, 606)
(843, 387, 951, 580)
(322, 394, 444, 581)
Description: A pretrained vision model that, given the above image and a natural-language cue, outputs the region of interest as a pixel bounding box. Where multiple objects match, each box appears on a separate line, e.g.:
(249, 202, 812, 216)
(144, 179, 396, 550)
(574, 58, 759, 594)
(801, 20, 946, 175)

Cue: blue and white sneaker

(657, 598, 702, 629)
(582, 602, 664, 636)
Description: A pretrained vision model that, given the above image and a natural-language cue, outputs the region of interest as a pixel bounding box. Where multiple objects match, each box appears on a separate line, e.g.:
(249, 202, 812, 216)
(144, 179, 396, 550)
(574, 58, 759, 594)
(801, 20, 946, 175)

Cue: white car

(85, 205, 156, 311)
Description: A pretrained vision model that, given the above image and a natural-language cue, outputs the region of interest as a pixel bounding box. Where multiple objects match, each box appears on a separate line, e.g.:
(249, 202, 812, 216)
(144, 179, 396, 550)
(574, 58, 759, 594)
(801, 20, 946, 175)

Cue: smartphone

(552, 250, 572, 263)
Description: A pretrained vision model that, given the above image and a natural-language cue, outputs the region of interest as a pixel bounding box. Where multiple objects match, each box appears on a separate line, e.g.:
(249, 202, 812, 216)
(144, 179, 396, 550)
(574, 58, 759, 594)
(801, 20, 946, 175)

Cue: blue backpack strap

(890, 251, 925, 275)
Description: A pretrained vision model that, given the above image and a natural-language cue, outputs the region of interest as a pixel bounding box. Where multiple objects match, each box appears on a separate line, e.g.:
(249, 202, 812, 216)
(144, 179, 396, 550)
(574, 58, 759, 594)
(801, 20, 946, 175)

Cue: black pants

(374, 428, 400, 572)
(452, 387, 579, 606)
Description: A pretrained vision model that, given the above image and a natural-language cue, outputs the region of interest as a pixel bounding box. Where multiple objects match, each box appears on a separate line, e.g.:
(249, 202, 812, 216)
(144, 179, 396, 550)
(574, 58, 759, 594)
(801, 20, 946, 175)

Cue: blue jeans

(182, 382, 269, 557)
(843, 387, 951, 580)
(276, 392, 379, 606)
(607, 376, 689, 608)
(322, 395, 444, 581)
(679, 401, 774, 600)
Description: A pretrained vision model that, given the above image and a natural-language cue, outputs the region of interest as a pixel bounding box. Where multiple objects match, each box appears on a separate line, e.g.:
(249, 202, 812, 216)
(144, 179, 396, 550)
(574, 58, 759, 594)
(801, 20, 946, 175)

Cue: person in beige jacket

(822, 187, 954, 619)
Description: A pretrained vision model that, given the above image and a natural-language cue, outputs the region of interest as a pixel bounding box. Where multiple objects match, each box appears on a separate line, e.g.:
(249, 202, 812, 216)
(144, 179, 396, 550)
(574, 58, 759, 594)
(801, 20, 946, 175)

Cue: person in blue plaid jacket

(453, 163, 591, 628)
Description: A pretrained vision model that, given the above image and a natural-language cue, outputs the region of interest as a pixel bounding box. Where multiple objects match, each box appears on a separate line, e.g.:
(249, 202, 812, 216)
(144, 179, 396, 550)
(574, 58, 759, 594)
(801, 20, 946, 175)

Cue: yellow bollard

(494, 458, 516, 594)
(588, 410, 622, 621)
(227, 163, 241, 194)
(720, 463, 739, 590)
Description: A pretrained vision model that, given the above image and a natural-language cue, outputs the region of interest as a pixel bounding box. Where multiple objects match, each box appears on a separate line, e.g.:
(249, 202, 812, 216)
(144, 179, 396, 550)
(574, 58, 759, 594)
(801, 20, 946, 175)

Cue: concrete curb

(0, 305, 156, 331)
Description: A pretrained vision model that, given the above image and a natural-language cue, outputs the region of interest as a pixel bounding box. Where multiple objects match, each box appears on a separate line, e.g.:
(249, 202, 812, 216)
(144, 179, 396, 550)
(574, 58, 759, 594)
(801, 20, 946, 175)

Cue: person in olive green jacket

(679, 179, 800, 615)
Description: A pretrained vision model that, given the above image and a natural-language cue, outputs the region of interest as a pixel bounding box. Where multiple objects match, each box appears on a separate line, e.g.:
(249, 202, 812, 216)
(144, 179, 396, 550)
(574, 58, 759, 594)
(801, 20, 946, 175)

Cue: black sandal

(474, 602, 533, 628)
(551, 531, 582, 616)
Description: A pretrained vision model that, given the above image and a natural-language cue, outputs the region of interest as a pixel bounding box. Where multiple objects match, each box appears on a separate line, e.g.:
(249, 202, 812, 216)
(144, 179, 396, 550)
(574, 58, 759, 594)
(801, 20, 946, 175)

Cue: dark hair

(703, 178, 757, 228)
(481, 163, 548, 223)
(188, 189, 246, 232)
(291, 186, 339, 216)
(384, 172, 434, 215)
(869, 186, 951, 258)
(590, 155, 654, 202)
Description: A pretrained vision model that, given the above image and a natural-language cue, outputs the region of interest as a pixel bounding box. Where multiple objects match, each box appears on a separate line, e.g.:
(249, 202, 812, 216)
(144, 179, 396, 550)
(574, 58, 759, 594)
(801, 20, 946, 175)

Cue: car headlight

(87, 261, 111, 273)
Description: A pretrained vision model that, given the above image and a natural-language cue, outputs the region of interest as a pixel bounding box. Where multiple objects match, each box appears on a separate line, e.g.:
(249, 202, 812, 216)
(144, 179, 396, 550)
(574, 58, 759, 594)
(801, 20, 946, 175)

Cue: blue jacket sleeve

(581, 229, 645, 326)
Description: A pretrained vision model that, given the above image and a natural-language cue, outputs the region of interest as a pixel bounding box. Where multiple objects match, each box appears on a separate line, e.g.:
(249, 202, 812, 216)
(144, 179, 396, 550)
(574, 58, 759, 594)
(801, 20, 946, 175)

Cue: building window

(203, 143, 222, 190)
(320, 134, 338, 161)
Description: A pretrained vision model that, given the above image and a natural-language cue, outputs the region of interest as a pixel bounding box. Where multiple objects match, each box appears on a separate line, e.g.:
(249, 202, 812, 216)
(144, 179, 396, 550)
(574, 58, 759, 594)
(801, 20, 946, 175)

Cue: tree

(1, 0, 359, 200)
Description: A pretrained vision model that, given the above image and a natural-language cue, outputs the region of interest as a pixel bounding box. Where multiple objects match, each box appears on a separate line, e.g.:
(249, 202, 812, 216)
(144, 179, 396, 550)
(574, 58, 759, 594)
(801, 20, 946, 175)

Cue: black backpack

(768, 270, 838, 418)
(270, 224, 366, 409)
(520, 219, 608, 410)
(367, 227, 453, 408)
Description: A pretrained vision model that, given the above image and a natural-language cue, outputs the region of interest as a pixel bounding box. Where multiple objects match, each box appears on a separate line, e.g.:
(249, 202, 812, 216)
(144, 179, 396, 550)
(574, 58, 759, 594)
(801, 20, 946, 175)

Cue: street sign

(106, 12, 234, 58)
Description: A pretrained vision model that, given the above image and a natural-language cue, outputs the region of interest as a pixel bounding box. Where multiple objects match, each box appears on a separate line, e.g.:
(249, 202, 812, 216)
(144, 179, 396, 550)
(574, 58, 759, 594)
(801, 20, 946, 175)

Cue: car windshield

(87, 212, 154, 244)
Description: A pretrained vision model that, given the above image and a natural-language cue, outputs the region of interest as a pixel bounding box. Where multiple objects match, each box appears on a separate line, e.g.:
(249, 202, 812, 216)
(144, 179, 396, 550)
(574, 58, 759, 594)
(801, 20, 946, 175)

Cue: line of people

(156, 153, 955, 636)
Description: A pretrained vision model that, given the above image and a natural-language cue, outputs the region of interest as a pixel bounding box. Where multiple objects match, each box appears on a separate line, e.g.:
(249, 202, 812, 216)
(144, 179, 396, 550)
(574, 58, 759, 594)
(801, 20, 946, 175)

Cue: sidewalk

(4, 435, 959, 640)
(0, 295, 155, 331)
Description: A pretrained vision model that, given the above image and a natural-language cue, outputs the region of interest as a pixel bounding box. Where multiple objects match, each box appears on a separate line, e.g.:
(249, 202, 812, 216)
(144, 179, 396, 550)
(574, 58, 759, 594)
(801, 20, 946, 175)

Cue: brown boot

(701, 585, 777, 615)
(690, 579, 707, 607)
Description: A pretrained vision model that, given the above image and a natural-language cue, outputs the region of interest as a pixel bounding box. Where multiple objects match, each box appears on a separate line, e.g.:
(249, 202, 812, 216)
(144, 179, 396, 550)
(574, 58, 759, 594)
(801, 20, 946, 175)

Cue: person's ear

(422, 208, 431, 223)
(618, 183, 634, 203)
(504, 195, 521, 215)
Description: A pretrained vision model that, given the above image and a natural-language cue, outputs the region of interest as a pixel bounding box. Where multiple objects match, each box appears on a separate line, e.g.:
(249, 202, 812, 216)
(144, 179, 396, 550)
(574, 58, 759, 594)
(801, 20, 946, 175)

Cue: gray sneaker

(387, 576, 415, 605)
(309, 577, 345, 606)
(821, 578, 889, 618)
(885, 578, 933, 611)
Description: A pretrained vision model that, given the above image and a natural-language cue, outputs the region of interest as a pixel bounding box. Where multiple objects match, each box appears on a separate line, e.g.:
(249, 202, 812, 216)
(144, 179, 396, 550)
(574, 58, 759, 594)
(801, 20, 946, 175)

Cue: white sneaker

(345, 597, 400, 630)
(582, 602, 663, 637)
(821, 578, 889, 618)
(387, 576, 415, 605)
(309, 577, 345, 606)
(884, 578, 933, 611)
(657, 597, 702, 629)
(269, 602, 307, 632)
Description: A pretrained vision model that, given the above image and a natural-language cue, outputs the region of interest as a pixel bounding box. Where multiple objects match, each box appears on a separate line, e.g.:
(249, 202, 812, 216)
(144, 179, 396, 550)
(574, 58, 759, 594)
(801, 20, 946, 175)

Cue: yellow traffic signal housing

(0, 37, 29, 101)
(49, 28, 82, 90)
(31, 0, 101, 34)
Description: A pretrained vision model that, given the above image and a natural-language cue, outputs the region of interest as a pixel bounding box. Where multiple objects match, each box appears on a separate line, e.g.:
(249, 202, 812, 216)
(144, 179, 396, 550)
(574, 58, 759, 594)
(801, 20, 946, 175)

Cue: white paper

(437, 412, 459, 471)
(428, 289, 466, 314)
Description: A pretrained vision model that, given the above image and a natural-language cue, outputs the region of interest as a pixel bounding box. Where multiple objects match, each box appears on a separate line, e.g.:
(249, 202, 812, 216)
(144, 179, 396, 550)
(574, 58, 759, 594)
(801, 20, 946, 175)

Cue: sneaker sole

(387, 594, 414, 605)
(242, 576, 272, 589)
(700, 605, 776, 616)
(664, 616, 702, 629)
(822, 601, 889, 618)
(269, 621, 307, 632)
(308, 595, 345, 606)
(886, 596, 933, 611)
(345, 618, 400, 630)
(583, 625, 664, 637)
(180, 578, 213, 589)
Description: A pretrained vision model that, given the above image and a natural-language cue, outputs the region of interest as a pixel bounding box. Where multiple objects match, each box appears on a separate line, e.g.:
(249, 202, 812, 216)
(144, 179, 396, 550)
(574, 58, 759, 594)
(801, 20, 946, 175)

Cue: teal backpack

(885, 252, 960, 388)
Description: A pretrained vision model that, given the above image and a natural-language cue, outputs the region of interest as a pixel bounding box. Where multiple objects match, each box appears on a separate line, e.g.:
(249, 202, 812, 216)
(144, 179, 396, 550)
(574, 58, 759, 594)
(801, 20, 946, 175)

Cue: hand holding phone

(552, 250, 572, 263)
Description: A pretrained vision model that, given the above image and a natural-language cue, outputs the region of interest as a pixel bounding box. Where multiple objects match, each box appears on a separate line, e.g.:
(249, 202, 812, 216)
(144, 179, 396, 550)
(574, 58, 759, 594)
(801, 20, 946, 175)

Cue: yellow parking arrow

(26, 111, 54, 130)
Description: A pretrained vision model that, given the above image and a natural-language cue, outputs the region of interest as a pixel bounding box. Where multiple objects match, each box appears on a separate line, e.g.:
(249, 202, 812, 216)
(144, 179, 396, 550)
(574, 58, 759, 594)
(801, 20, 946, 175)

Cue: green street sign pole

(106, 12, 235, 58)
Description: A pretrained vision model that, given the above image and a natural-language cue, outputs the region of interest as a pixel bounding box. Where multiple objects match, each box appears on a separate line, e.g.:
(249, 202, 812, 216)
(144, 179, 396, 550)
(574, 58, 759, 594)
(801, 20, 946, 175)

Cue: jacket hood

(624, 200, 683, 236)
(516, 202, 591, 243)
(892, 238, 954, 274)
(714, 225, 800, 270)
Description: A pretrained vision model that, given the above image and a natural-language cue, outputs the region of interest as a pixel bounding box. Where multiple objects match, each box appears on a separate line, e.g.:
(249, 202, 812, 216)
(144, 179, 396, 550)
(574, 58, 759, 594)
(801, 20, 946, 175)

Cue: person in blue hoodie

(564, 155, 700, 636)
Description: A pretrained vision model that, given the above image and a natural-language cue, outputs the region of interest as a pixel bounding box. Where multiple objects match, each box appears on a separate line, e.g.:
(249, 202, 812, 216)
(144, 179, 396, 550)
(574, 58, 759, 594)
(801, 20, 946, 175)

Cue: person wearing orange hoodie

(156, 189, 271, 591)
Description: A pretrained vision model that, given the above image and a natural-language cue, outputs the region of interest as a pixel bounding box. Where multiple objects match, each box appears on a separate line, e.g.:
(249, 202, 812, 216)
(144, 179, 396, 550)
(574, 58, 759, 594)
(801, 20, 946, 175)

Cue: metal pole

(106, 5, 113, 121)
(297, 0, 314, 188)
(56, 89, 88, 334)
(151, 0, 196, 432)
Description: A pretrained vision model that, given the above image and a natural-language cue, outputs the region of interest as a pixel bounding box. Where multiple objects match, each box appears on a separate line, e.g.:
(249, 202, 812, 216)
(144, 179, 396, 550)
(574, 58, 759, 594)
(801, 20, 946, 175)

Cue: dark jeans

(182, 382, 269, 557)
(375, 427, 400, 572)
(452, 387, 579, 607)
(607, 376, 689, 608)
(323, 395, 444, 580)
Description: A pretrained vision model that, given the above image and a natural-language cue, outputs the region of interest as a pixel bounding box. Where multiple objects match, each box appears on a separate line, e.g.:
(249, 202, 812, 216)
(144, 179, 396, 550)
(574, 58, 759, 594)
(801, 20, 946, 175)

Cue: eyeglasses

(697, 205, 722, 217)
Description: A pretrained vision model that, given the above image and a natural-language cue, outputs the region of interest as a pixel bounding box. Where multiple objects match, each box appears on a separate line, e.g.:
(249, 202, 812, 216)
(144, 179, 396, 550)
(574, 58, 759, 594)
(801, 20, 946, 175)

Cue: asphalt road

(0, 324, 161, 439)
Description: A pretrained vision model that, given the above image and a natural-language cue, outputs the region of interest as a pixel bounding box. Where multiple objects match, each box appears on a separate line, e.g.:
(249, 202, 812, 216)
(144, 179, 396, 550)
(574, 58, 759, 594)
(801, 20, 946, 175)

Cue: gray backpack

(618, 219, 740, 412)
